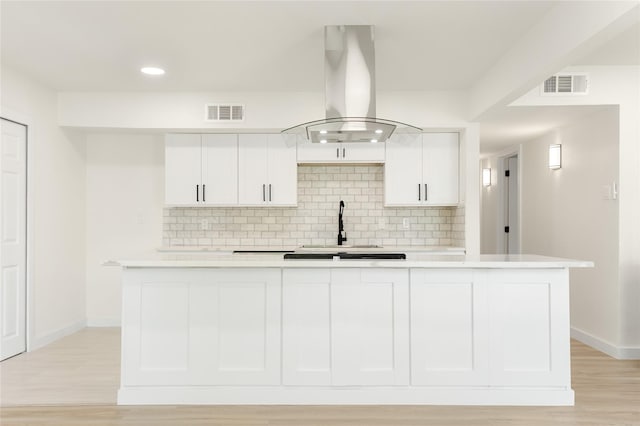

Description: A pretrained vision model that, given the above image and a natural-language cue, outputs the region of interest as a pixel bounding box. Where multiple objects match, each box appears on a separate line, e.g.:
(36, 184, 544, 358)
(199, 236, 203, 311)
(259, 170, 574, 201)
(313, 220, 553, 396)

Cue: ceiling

(1, 1, 638, 155)
(1, 1, 555, 92)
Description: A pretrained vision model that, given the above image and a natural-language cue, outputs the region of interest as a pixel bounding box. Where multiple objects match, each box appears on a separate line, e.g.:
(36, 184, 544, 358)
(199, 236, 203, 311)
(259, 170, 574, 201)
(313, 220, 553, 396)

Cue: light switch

(402, 218, 410, 229)
(201, 219, 209, 230)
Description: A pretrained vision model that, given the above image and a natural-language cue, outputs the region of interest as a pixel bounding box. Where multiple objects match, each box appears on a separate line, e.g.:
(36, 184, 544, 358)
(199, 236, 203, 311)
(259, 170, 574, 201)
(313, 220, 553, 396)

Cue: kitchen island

(116, 252, 591, 406)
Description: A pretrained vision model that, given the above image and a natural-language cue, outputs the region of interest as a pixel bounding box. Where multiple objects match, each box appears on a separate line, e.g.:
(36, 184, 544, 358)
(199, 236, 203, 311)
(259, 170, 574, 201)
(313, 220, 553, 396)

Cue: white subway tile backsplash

(163, 165, 465, 248)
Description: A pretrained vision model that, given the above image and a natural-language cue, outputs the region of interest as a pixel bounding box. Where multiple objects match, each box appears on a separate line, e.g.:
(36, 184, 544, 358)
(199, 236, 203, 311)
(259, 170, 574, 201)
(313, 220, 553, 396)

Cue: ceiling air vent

(205, 104, 245, 121)
(542, 74, 588, 95)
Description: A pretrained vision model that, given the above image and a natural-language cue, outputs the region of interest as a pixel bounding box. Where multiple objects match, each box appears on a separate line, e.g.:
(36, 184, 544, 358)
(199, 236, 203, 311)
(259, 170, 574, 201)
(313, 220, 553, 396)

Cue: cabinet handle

(202, 184, 206, 202)
(418, 184, 421, 201)
(342, 148, 346, 158)
(336, 148, 339, 158)
(424, 184, 428, 201)
(196, 184, 199, 202)
(262, 184, 266, 202)
(269, 184, 272, 202)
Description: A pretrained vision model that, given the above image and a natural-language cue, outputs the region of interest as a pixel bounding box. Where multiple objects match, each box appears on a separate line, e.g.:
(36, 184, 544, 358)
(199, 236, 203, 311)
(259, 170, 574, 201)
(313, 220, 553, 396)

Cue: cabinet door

(297, 142, 385, 163)
(410, 269, 489, 386)
(487, 269, 570, 387)
(238, 134, 269, 205)
(339, 142, 385, 162)
(122, 268, 281, 386)
(422, 133, 459, 205)
(384, 134, 423, 206)
(331, 269, 410, 386)
(266, 134, 297, 206)
(201, 134, 238, 205)
(282, 268, 409, 386)
(282, 269, 332, 385)
(165, 134, 202, 205)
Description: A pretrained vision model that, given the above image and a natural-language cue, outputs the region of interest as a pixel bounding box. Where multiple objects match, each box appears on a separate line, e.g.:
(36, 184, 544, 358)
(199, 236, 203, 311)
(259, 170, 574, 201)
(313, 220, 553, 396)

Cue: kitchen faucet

(338, 200, 347, 245)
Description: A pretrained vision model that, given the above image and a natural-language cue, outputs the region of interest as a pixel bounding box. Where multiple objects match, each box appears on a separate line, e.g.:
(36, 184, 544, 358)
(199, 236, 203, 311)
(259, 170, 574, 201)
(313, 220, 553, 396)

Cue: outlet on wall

(201, 219, 209, 231)
(377, 217, 386, 230)
(402, 218, 410, 230)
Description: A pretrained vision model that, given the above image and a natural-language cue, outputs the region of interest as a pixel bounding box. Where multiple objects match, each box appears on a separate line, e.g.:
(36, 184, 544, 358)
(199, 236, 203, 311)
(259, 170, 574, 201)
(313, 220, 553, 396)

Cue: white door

(238, 134, 269, 205)
(422, 133, 459, 205)
(165, 134, 202, 205)
(384, 134, 423, 206)
(266, 134, 297, 206)
(1, 118, 27, 361)
(201, 134, 238, 205)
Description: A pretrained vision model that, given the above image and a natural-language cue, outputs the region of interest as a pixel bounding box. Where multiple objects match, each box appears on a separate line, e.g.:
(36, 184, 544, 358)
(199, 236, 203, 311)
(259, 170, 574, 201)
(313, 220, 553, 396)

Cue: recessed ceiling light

(370, 139, 378, 143)
(320, 130, 328, 134)
(320, 139, 327, 144)
(141, 67, 165, 76)
(375, 129, 383, 134)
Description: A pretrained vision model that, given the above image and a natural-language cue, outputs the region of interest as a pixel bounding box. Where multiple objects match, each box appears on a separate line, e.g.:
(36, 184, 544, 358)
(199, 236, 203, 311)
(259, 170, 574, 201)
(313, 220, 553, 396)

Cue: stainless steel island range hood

(282, 25, 421, 144)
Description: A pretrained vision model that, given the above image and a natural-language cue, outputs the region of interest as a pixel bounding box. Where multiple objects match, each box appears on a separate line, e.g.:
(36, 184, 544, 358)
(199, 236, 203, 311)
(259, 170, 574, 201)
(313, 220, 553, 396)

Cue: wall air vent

(542, 74, 588, 95)
(205, 104, 245, 121)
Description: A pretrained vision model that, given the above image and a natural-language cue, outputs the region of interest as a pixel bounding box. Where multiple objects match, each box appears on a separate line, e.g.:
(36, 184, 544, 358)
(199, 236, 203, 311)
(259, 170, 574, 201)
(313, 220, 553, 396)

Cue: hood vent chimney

(282, 25, 420, 144)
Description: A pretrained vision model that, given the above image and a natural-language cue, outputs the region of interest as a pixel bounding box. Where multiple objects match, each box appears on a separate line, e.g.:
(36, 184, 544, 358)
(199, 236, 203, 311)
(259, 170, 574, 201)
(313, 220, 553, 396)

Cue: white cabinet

(410, 269, 488, 386)
(385, 133, 459, 206)
(121, 268, 281, 386)
(410, 268, 570, 388)
(282, 268, 409, 386)
(238, 134, 297, 206)
(486, 269, 570, 387)
(165, 133, 238, 206)
(297, 142, 385, 163)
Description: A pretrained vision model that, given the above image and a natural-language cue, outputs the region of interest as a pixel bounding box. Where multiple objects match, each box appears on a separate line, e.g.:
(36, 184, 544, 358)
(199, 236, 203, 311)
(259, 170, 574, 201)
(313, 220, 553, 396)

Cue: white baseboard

(30, 319, 86, 351)
(87, 318, 121, 327)
(118, 387, 574, 406)
(571, 327, 640, 360)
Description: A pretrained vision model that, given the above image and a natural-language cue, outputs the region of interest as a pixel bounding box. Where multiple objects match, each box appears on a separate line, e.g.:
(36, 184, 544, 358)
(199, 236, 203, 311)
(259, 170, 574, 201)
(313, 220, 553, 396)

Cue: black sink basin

(283, 252, 406, 260)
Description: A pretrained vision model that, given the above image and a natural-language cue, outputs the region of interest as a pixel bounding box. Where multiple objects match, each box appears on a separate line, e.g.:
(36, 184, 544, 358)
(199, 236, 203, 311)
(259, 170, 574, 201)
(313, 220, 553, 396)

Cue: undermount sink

(300, 244, 382, 249)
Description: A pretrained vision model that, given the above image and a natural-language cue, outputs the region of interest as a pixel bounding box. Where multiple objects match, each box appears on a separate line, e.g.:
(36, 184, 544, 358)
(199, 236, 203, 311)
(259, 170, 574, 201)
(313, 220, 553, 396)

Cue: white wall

(481, 107, 627, 356)
(523, 108, 620, 348)
(85, 133, 164, 326)
(1, 65, 87, 348)
(479, 156, 500, 254)
(513, 65, 640, 356)
(57, 90, 470, 130)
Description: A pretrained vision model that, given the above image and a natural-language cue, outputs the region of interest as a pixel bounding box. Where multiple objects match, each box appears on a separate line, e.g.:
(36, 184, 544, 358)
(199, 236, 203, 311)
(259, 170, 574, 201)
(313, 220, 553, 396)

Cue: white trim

(30, 320, 86, 351)
(87, 318, 121, 327)
(571, 327, 640, 360)
(118, 386, 574, 406)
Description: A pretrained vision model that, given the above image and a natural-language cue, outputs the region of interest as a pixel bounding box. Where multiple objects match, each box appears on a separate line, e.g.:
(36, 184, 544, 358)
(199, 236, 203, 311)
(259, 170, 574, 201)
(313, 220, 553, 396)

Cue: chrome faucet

(338, 200, 347, 245)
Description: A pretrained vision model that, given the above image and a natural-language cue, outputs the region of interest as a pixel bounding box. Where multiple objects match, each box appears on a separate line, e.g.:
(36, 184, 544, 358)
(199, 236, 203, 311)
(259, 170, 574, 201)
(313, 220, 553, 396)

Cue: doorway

(1, 118, 27, 360)
(501, 154, 520, 254)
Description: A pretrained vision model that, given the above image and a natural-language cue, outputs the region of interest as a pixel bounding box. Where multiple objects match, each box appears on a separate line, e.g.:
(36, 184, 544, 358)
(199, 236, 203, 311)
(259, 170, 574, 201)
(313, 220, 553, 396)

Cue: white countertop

(113, 252, 593, 269)
(156, 245, 466, 253)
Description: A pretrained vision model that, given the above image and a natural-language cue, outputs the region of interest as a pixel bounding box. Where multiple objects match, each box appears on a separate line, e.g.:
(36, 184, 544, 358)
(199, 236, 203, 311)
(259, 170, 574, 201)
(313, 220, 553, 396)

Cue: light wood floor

(1, 328, 638, 426)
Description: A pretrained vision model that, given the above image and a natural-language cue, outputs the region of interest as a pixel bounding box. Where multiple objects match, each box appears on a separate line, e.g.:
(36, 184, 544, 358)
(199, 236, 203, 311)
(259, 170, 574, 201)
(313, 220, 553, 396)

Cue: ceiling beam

(468, 1, 639, 121)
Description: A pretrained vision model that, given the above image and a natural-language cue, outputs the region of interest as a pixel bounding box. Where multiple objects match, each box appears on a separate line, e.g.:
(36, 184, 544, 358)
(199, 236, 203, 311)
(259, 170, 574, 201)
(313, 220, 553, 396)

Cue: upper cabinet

(297, 142, 385, 163)
(384, 133, 459, 206)
(238, 134, 297, 206)
(165, 134, 238, 206)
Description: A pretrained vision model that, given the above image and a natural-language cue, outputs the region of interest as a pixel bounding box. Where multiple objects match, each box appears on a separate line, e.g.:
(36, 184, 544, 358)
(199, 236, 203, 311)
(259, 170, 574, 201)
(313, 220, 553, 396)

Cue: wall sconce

(549, 144, 562, 169)
(482, 168, 492, 186)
